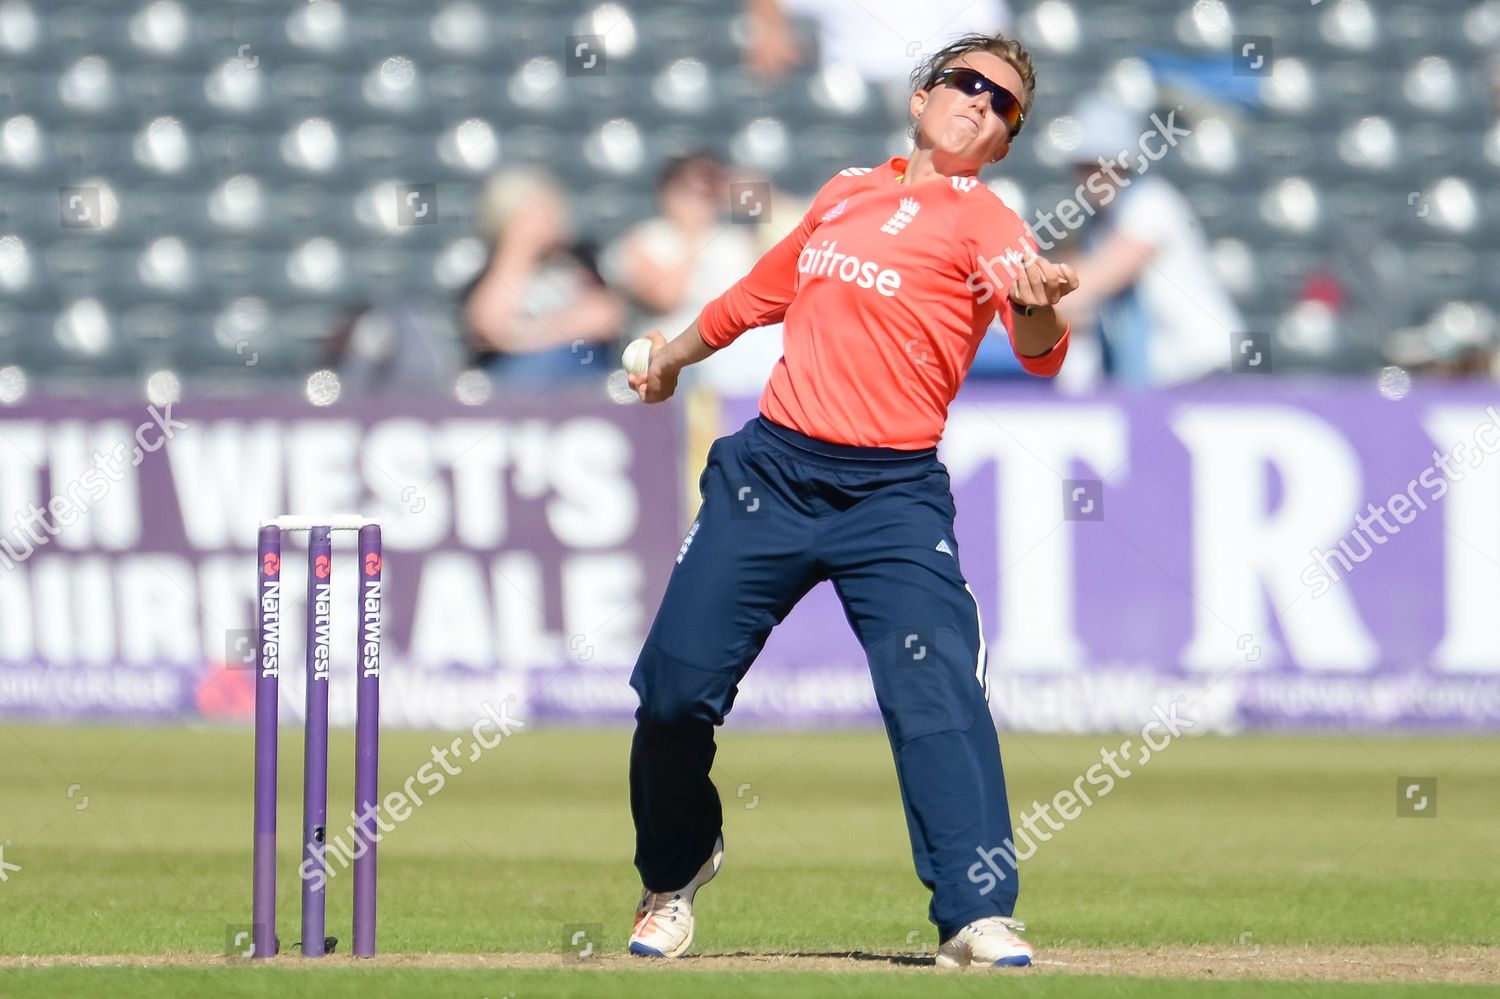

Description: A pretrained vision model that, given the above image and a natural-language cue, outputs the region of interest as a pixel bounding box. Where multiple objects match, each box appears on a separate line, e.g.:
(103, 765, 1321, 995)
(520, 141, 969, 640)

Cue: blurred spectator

(744, 0, 1014, 151)
(1270, 269, 1356, 372)
(602, 153, 776, 395)
(1055, 97, 1241, 389)
(746, 0, 1012, 163)
(1384, 303, 1500, 379)
(463, 168, 623, 384)
(745, 0, 1012, 89)
(327, 304, 464, 394)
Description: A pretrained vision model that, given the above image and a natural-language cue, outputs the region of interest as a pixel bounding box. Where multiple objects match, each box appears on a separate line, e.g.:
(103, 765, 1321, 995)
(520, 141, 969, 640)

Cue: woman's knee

(630, 642, 739, 727)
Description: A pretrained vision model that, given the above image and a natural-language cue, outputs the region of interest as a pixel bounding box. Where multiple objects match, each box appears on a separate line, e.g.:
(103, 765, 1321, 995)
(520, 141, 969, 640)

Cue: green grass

(0, 724, 1496, 996)
(0, 968, 1494, 999)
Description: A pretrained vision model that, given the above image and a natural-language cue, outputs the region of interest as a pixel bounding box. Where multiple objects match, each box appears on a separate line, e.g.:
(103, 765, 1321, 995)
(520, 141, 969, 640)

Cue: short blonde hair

(910, 33, 1037, 130)
(478, 167, 563, 240)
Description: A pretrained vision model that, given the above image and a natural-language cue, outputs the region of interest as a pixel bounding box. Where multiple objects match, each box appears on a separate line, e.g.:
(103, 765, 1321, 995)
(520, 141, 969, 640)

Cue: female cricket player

(625, 32, 1077, 969)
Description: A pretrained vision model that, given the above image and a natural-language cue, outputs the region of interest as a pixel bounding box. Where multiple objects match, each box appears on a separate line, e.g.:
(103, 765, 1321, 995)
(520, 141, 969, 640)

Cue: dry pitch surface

(3, 946, 1499, 984)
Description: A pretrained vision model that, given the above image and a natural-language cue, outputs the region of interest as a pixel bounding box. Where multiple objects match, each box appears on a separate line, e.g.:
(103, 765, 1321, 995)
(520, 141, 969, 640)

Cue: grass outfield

(1, 725, 1496, 996)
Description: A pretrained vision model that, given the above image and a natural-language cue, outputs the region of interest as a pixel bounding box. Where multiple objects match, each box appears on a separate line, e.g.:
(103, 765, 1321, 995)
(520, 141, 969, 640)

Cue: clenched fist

(1008, 257, 1079, 312)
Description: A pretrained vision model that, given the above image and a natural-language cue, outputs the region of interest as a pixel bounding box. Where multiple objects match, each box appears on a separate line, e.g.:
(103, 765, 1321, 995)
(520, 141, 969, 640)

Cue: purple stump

(252, 525, 281, 959)
(300, 526, 333, 957)
(353, 524, 382, 957)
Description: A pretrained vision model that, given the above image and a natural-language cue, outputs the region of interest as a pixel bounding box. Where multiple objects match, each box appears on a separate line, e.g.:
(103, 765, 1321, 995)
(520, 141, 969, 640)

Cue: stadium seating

(0, 0, 1492, 386)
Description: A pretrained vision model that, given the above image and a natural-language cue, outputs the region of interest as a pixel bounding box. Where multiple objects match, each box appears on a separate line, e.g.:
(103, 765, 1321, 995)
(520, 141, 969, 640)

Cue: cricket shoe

(935, 916, 1033, 969)
(627, 836, 724, 958)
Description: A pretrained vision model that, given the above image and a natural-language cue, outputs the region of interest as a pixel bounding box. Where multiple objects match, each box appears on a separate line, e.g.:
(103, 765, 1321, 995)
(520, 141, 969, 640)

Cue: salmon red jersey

(698, 156, 1069, 449)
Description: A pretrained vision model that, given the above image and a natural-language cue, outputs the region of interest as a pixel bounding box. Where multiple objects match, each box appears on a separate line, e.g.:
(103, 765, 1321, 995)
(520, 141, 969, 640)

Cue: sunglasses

(928, 67, 1025, 137)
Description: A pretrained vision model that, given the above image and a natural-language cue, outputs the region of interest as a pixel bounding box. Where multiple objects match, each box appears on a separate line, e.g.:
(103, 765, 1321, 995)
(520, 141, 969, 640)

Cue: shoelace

(973, 916, 1026, 937)
(637, 890, 684, 925)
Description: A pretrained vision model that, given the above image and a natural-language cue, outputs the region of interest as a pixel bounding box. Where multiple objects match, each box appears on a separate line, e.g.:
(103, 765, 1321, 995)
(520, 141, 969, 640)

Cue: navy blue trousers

(629, 417, 1020, 938)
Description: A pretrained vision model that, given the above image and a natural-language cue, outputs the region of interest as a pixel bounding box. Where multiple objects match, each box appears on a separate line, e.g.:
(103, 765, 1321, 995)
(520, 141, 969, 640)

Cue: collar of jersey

(884, 156, 979, 190)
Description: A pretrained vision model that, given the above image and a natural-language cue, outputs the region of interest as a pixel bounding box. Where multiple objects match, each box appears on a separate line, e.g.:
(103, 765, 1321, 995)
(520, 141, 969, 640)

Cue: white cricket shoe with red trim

(627, 836, 724, 959)
(935, 916, 1033, 968)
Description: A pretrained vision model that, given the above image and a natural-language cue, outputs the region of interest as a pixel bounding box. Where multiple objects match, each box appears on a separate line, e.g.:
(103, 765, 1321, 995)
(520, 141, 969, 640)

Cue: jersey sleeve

(972, 199, 1070, 378)
(1001, 303, 1069, 377)
(696, 175, 850, 349)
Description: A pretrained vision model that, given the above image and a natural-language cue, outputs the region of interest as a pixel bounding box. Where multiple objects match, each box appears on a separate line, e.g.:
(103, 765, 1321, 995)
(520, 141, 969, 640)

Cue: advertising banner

(2, 381, 1498, 732)
(0, 395, 681, 728)
(720, 380, 1500, 733)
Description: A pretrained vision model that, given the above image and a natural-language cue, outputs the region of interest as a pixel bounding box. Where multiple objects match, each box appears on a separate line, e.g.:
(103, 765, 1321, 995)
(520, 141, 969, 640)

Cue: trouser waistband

(755, 416, 936, 464)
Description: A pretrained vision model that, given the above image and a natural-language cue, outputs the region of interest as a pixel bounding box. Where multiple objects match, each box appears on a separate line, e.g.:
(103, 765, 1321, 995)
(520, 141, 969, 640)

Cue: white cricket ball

(622, 338, 653, 377)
